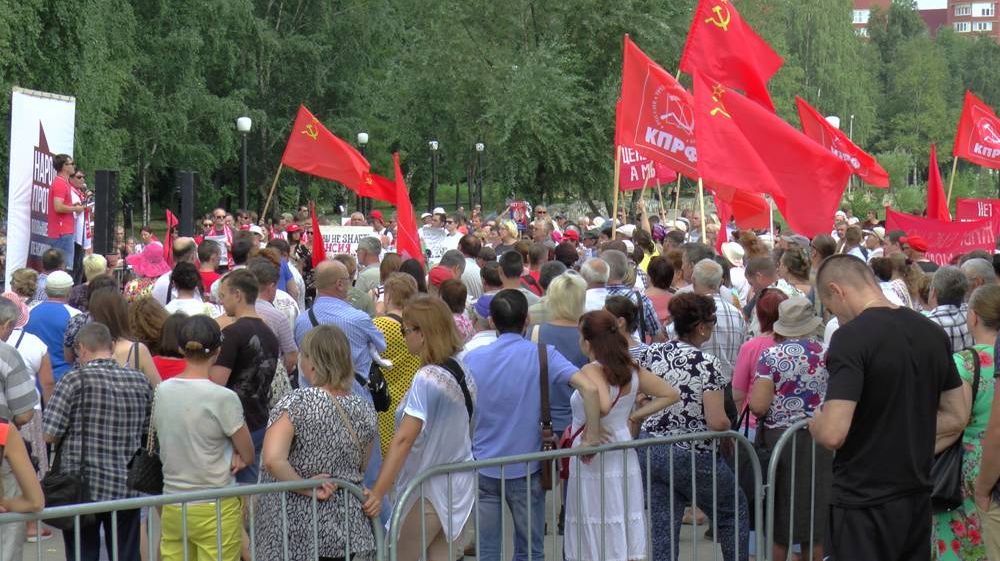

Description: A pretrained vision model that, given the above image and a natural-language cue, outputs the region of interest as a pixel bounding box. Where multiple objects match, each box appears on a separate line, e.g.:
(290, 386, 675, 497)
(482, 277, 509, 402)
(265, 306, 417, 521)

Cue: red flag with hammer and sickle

(281, 105, 372, 193)
(954, 90, 1000, 170)
(680, 0, 783, 112)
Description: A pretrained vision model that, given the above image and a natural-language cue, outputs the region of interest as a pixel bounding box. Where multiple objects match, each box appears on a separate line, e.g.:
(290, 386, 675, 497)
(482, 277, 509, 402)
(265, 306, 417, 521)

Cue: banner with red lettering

(956, 198, 1000, 234)
(885, 207, 996, 265)
(954, 91, 1000, 170)
(617, 36, 698, 181)
(618, 145, 678, 191)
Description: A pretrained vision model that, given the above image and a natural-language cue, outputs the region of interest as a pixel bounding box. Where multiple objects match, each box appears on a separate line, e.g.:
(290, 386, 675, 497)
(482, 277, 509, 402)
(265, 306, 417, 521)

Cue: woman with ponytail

(153, 315, 255, 560)
(563, 309, 679, 561)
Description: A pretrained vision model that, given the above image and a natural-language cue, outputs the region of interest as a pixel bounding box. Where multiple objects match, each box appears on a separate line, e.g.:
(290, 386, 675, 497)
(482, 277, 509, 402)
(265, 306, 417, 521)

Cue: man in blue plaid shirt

(925, 266, 974, 353)
(44, 322, 152, 561)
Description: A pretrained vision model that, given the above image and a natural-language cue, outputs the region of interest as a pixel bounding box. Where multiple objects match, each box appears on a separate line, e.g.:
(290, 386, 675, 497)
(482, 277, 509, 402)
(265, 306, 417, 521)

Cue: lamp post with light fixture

(475, 142, 485, 208)
(236, 116, 252, 211)
(429, 140, 439, 212)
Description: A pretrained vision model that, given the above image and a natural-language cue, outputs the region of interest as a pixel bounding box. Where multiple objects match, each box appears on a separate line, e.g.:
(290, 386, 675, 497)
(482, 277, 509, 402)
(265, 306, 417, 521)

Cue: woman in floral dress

(932, 285, 1000, 560)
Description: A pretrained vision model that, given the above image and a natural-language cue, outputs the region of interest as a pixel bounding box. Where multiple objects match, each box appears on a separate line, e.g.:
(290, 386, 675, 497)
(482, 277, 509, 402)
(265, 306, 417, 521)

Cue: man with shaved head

(809, 255, 966, 560)
(294, 260, 386, 384)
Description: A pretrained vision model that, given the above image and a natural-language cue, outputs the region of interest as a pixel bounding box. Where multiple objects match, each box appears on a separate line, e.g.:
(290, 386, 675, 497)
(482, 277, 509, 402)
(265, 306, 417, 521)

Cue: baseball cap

(474, 294, 495, 320)
(420, 212, 432, 220)
(900, 234, 929, 253)
(433, 207, 446, 215)
(371, 210, 384, 221)
(562, 229, 580, 242)
(248, 225, 264, 237)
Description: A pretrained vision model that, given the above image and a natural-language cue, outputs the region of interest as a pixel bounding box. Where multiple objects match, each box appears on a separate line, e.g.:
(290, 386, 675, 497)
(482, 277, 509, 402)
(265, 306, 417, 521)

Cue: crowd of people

(2, 168, 1000, 561)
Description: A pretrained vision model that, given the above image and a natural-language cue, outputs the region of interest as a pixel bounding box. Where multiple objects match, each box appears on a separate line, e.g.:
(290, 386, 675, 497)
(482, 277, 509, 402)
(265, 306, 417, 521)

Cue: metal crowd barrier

(388, 430, 766, 561)
(764, 418, 829, 561)
(0, 478, 383, 561)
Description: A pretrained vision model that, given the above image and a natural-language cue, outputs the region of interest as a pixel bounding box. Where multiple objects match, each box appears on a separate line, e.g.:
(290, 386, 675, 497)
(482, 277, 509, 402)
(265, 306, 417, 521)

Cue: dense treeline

(0, 0, 998, 221)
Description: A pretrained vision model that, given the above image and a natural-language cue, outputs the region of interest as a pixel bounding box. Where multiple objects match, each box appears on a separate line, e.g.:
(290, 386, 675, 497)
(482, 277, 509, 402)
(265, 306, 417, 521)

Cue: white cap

(592, 217, 606, 229)
(432, 207, 446, 215)
(616, 224, 637, 237)
(248, 225, 264, 237)
(420, 212, 432, 219)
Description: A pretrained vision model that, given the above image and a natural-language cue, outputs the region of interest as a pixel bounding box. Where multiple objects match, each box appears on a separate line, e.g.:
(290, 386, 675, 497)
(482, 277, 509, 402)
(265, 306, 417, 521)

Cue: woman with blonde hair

(363, 295, 477, 561)
(259, 324, 378, 561)
(531, 271, 589, 435)
(69, 254, 107, 310)
(373, 273, 422, 454)
(10, 268, 39, 307)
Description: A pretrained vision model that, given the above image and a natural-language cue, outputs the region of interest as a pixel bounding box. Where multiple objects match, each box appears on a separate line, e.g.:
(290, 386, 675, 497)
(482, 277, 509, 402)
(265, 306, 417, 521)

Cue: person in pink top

(732, 288, 788, 423)
(47, 154, 86, 271)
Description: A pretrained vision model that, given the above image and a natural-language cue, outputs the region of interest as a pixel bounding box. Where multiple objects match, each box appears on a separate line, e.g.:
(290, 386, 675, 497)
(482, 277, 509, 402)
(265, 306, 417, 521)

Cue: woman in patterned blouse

(637, 293, 748, 561)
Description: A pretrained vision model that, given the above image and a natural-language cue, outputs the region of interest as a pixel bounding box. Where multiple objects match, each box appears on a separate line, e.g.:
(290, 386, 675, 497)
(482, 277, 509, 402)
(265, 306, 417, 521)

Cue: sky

(917, 0, 947, 8)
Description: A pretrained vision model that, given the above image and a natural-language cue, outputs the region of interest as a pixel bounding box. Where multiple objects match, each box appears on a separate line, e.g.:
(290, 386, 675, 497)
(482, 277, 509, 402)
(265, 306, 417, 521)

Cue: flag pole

(611, 145, 622, 240)
(655, 179, 667, 221)
(767, 195, 774, 235)
(697, 177, 707, 242)
(262, 164, 285, 219)
(946, 157, 959, 206)
(672, 175, 682, 215)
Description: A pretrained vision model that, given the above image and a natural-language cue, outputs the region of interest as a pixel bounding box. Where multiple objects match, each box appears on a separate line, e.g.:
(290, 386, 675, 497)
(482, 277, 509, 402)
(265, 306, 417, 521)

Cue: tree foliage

(1, 0, 999, 220)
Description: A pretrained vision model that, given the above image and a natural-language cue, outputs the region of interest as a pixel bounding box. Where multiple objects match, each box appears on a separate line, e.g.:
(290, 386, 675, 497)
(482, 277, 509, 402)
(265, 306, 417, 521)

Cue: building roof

(921, 8, 948, 35)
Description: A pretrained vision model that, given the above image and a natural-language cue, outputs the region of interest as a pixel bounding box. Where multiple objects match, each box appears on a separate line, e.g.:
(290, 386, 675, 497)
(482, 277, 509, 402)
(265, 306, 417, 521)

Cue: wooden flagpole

(655, 179, 667, 221)
(261, 164, 285, 219)
(946, 157, 959, 207)
(611, 146, 622, 240)
(672, 175, 682, 215)
(697, 177, 707, 242)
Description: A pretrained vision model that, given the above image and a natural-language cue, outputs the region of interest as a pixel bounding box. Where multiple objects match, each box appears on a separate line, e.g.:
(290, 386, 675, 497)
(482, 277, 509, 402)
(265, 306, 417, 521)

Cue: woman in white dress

(564, 309, 679, 561)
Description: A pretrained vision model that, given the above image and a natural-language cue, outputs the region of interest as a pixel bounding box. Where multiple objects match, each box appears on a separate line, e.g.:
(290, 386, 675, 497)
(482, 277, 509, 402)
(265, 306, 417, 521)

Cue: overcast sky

(917, 0, 947, 8)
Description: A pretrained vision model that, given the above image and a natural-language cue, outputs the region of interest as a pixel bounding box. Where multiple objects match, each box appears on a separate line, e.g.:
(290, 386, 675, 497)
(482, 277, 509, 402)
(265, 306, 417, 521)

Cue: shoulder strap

(539, 342, 552, 431)
(13, 329, 25, 350)
(308, 306, 319, 327)
(439, 358, 474, 419)
(967, 346, 982, 415)
(385, 313, 402, 324)
(629, 290, 647, 342)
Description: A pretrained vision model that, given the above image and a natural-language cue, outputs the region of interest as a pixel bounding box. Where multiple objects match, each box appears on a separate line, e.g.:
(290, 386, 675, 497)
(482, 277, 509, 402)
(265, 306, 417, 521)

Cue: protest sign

(5, 87, 76, 289)
(956, 198, 1000, 234)
(318, 225, 377, 256)
(885, 207, 996, 265)
(419, 226, 447, 263)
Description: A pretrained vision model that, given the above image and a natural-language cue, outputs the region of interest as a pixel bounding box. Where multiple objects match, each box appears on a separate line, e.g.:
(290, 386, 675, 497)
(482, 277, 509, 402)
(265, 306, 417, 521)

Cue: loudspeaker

(177, 171, 197, 237)
(93, 170, 118, 256)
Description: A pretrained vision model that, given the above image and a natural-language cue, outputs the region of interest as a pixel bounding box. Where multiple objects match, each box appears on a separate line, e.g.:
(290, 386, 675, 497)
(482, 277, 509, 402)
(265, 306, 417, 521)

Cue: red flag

(693, 72, 851, 237)
(679, 0, 783, 112)
(795, 97, 889, 188)
(387, 153, 425, 268)
(886, 207, 993, 265)
(711, 185, 770, 230)
(618, 144, 678, 191)
(309, 201, 326, 268)
(927, 144, 951, 222)
(357, 172, 398, 204)
(954, 90, 1000, 170)
(617, 37, 698, 180)
(281, 106, 371, 192)
(713, 193, 731, 253)
(164, 209, 179, 266)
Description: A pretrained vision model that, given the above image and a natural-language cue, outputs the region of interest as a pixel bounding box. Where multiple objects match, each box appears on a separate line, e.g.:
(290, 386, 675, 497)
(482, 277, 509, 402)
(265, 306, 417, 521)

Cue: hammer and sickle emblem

(705, 2, 732, 31)
(302, 119, 320, 140)
(710, 84, 731, 119)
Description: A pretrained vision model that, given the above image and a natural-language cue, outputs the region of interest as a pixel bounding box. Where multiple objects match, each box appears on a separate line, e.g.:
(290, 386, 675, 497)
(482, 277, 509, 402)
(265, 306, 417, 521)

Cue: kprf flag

(617, 36, 698, 180)
(281, 106, 371, 193)
(927, 144, 951, 222)
(680, 0, 783, 112)
(795, 96, 889, 188)
(693, 72, 851, 237)
(954, 91, 1000, 170)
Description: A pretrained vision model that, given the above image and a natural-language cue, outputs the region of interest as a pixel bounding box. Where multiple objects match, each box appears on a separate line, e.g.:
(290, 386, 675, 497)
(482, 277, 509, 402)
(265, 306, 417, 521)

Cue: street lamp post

(357, 132, 369, 215)
(236, 116, 252, 211)
(429, 140, 439, 212)
(475, 142, 485, 208)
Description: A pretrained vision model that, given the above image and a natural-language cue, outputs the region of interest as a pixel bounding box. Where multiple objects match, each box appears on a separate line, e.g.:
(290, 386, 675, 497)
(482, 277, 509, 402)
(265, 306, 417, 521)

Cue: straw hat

(720, 242, 745, 268)
(773, 297, 822, 338)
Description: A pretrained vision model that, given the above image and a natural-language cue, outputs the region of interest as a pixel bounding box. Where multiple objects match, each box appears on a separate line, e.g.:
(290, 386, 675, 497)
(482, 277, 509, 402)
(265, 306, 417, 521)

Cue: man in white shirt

(152, 238, 197, 305)
(459, 234, 484, 302)
(580, 257, 610, 312)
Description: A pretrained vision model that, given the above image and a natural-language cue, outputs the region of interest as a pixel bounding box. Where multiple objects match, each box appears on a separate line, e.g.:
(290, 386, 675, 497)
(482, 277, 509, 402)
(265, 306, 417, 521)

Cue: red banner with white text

(885, 207, 996, 265)
(619, 145, 678, 191)
(956, 198, 1000, 234)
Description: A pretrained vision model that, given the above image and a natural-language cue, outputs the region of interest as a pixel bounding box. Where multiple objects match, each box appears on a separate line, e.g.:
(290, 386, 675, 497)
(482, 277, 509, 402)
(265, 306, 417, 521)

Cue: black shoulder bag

(930, 347, 980, 513)
(41, 375, 98, 530)
(538, 343, 558, 491)
(438, 357, 474, 420)
(127, 386, 163, 494)
(307, 306, 391, 412)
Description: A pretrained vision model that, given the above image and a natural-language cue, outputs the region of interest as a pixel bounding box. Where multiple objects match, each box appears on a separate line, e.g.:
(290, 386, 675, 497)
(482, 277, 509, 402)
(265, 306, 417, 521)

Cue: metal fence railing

(0, 478, 383, 561)
(0, 425, 838, 561)
(764, 418, 832, 561)
(387, 430, 766, 561)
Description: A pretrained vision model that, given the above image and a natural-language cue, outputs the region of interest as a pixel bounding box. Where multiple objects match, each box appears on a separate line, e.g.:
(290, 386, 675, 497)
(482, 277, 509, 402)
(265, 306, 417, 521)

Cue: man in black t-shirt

(810, 255, 966, 561)
(210, 269, 279, 483)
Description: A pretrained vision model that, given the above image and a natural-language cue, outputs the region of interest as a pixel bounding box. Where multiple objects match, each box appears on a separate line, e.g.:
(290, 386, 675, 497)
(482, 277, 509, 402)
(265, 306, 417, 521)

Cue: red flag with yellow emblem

(281, 105, 372, 193)
(679, 0, 783, 112)
(693, 72, 851, 237)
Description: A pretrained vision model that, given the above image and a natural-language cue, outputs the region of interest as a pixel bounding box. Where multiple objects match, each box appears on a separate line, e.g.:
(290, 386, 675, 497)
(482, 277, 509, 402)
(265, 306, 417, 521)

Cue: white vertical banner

(6, 87, 76, 289)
